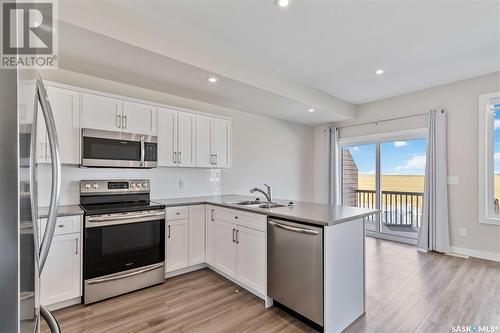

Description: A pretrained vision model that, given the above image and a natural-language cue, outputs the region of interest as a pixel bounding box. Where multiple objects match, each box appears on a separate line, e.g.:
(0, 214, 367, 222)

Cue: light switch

(448, 176, 459, 185)
(458, 227, 466, 237)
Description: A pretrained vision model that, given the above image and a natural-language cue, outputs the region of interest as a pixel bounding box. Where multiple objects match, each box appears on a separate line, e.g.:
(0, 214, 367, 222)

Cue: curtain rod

(337, 111, 432, 130)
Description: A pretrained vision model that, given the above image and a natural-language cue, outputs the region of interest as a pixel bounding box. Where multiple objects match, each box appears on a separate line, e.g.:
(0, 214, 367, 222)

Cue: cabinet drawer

(40, 215, 81, 237)
(166, 206, 189, 221)
(218, 208, 267, 232)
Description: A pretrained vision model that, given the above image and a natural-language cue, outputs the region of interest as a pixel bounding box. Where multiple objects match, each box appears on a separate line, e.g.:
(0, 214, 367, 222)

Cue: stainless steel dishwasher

(267, 219, 323, 326)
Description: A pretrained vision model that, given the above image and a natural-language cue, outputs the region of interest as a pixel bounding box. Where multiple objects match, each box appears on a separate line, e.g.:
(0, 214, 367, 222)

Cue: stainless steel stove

(80, 179, 165, 304)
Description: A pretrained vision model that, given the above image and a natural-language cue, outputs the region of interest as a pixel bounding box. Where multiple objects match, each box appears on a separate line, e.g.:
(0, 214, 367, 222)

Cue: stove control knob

(85, 183, 91, 189)
(92, 183, 99, 189)
(136, 183, 142, 188)
(142, 183, 148, 187)
(131, 183, 136, 187)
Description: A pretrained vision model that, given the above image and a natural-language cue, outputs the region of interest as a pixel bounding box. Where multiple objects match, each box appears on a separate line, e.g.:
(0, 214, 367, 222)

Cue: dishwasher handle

(268, 220, 319, 235)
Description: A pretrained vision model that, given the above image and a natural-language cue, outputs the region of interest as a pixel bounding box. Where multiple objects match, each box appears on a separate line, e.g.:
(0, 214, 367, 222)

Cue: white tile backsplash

(36, 165, 221, 206)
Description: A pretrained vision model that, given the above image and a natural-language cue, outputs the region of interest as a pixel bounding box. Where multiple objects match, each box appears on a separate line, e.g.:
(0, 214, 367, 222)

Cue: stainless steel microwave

(81, 128, 158, 168)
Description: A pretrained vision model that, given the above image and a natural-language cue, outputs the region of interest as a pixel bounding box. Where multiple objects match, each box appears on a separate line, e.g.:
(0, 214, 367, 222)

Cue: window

(479, 92, 500, 225)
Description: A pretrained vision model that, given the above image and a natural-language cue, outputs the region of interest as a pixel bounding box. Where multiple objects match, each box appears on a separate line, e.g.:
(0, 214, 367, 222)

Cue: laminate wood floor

(43, 238, 500, 333)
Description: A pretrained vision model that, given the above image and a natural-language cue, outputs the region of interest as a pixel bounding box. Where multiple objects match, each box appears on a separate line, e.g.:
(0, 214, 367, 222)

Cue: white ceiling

(58, 1, 500, 123)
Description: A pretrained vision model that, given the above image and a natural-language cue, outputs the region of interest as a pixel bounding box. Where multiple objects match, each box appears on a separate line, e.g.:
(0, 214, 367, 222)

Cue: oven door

(84, 210, 165, 280)
(81, 128, 157, 168)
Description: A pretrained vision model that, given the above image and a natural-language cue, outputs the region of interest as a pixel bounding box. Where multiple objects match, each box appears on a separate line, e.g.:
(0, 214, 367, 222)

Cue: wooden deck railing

(356, 189, 424, 228)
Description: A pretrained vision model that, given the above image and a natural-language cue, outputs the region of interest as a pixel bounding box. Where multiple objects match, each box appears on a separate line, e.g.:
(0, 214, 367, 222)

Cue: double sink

(224, 200, 286, 209)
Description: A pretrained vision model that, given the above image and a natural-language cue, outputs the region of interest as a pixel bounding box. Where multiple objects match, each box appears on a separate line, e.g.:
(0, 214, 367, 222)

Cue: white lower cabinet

(188, 205, 206, 265)
(166, 205, 266, 298)
(40, 215, 82, 307)
(211, 207, 267, 296)
(214, 219, 237, 277)
(166, 219, 189, 272)
(235, 225, 266, 295)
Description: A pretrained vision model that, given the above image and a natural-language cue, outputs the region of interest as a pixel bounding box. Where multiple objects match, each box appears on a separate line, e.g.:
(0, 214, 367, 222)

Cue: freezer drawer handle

(86, 263, 164, 285)
(268, 221, 319, 235)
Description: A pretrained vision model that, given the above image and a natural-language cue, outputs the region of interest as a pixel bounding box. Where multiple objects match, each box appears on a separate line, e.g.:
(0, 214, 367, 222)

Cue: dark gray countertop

(38, 205, 84, 219)
(154, 194, 378, 226)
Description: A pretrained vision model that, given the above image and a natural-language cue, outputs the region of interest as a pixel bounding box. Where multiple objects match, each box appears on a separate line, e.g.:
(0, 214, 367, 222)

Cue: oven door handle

(86, 263, 164, 285)
(86, 211, 165, 227)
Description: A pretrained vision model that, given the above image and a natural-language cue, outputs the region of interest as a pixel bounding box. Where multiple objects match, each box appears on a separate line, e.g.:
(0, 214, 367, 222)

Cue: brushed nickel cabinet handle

(123, 115, 128, 129)
(168, 225, 171, 238)
(232, 228, 236, 243)
(75, 238, 78, 255)
(117, 115, 121, 128)
(211, 209, 215, 221)
(236, 230, 239, 244)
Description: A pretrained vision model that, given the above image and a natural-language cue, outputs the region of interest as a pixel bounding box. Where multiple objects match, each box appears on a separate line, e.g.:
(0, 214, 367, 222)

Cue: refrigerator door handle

(40, 305, 61, 333)
(36, 74, 62, 272)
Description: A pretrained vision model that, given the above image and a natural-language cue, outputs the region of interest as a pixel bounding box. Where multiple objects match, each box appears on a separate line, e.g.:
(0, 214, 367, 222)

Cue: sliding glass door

(339, 134, 426, 244)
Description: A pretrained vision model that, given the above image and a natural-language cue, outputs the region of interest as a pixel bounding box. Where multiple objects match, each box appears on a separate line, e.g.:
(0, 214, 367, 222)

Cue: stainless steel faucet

(250, 184, 273, 203)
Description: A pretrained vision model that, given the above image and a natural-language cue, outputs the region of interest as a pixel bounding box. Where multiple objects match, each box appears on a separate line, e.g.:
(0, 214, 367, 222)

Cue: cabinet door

(214, 220, 237, 278)
(82, 93, 122, 132)
(122, 101, 156, 136)
(158, 108, 178, 167)
(188, 205, 206, 265)
(195, 115, 213, 168)
(177, 112, 196, 167)
(47, 87, 80, 164)
(212, 118, 231, 168)
(236, 226, 266, 295)
(40, 233, 81, 306)
(205, 206, 216, 265)
(166, 219, 189, 272)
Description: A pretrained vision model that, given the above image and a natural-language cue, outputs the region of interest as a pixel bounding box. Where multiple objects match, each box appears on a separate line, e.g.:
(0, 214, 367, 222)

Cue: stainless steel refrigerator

(0, 69, 62, 333)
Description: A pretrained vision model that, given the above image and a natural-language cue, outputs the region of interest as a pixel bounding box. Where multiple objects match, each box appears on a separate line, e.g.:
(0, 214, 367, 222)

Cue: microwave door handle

(36, 74, 62, 272)
(140, 136, 145, 167)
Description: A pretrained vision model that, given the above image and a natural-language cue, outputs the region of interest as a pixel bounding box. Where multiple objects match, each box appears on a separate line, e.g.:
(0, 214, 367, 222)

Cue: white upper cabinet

(158, 108, 196, 168)
(122, 101, 156, 136)
(158, 108, 178, 167)
(213, 118, 231, 168)
(35, 86, 81, 164)
(82, 93, 122, 132)
(177, 112, 196, 167)
(47, 87, 81, 164)
(195, 115, 213, 168)
(195, 116, 232, 168)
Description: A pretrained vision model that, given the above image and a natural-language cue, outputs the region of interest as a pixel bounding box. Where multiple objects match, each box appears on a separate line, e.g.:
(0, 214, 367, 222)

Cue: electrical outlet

(179, 180, 184, 189)
(458, 227, 467, 237)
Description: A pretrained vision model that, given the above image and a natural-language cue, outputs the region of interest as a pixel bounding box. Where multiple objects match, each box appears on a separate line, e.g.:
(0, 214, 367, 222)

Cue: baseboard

(448, 246, 500, 262)
(44, 296, 81, 311)
(165, 263, 208, 278)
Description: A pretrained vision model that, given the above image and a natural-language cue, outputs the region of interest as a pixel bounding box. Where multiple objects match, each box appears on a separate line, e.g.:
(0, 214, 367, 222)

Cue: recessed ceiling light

(375, 69, 384, 75)
(308, 108, 315, 113)
(207, 77, 218, 83)
(276, 0, 290, 8)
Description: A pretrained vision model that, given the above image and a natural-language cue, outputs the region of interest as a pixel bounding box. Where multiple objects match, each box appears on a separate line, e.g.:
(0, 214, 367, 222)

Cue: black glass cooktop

(80, 200, 165, 215)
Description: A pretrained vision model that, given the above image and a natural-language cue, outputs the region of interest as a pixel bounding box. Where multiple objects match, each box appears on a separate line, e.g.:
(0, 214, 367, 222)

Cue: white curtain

(329, 127, 339, 205)
(417, 110, 449, 252)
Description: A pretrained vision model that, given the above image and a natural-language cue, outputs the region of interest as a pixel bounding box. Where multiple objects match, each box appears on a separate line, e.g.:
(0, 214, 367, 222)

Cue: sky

(494, 104, 500, 173)
(344, 138, 427, 175)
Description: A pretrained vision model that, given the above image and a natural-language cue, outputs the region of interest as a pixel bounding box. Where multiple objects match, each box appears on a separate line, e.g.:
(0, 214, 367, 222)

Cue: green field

(358, 175, 424, 193)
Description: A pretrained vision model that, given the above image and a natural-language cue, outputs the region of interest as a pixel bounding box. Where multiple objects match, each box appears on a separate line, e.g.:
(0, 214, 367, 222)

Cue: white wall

(316, 72, 500, 258)
(37, 69, 314, 204)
